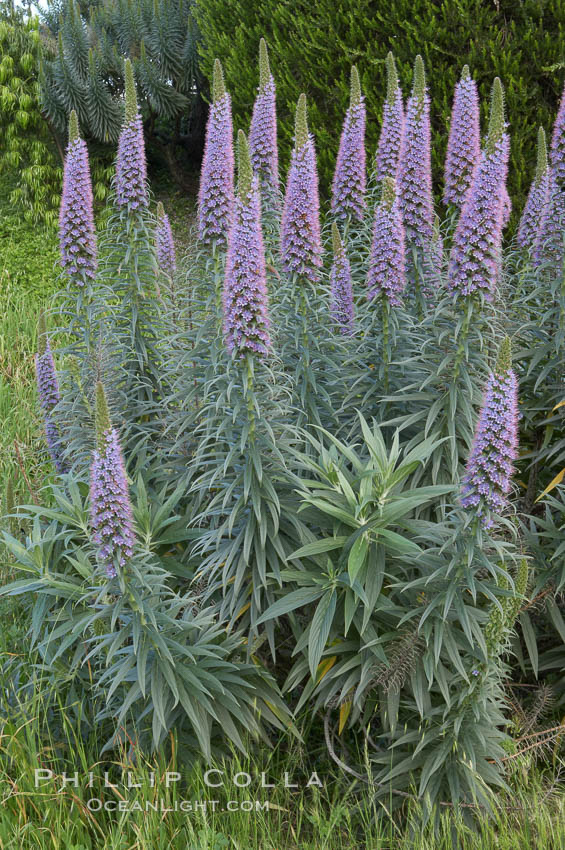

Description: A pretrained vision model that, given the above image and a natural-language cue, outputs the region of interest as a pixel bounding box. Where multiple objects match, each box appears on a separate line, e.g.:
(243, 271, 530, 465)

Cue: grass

(1, 172, 565, 849)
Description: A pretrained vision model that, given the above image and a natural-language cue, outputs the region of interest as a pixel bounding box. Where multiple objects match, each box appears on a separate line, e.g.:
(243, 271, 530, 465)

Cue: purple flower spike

(90, 382, 136, 579)
(116, 61, 148, 210)
(448, 79, 510, 299)
(443, 66, 480, 208)
(375, 52, 404, 182)
(330, 222, 354, 334)
(35, 314, 66, 474)
(550, 80, 565, 185)
(518, 127, 550, 250)
(533, 168, 565, 268)
(461, 338, 519, 527)
(281, 94, 323, 282)
(59, 111, 97, 287)
(198, 59, 235, 247)
(156, 201, 176, 279)
(398, 56, 434, 246)
(367, 176, 406, 305)
(249, 39, 279, 196)
(223, 131, 270, 357)
(331, 66, 366, 221)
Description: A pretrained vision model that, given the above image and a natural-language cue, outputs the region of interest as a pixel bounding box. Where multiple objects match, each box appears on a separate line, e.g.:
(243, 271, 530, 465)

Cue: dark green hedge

(194, 0, 565, 217)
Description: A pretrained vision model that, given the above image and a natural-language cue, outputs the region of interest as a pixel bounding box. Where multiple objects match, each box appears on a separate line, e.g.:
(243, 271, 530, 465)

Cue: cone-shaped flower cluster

(223, 131, 270, 357)
(281, 94, 323, 282)
(198, 59, 235, 246)
(116, 61, 148, 210)
(550, 80, 565, 185)
(367, 177, 406, 305)
(249, 39, 279, 195)
(443, 66, 480, 208)
(35, 313, 66, 474)
(461, 338, 519, 527)
(331, 66, 366, 221)
(533, 168, 565, 268)
(447, 78, 510, 298)
(89, 382, 136, 579)
(375, 53, 404, 182)
(518, 127, 550, 250)
(398, 56, 434, 245)
(59, 111, 97, 286)
(329, 222, 354, 334)
(156, 201, 176, 279)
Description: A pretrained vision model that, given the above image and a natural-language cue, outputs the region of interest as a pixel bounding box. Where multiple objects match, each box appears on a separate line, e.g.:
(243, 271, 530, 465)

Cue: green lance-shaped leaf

(237, 129, 253, 198)
(124, 58, 138, 123)
(385, 51, 400, 105)
(350, 64, 361, 107)
(295, 92, 308, 151)
(68, 108, 80, 143)
(258, 37, 271, 92)
(535, 126, 548, 185)
(94, 380, 112, 449)
(212, 57, 225, 103)
(486, 77, 506, 156)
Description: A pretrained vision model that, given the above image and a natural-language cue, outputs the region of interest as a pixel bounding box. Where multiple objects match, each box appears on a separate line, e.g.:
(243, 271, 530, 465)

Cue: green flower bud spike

(295, 93, 309, 151)
(68, 109, 80, 144)
(350, 65, 361, 108)
(331, 220, 343, 257)
(381, 175, 396, 210)
(212, 58, 226, 103)
(535, 126, 548, 185)
(237, 130, 253, 199)
(258, 38, 271, 92)
(496, 335, 512, 373)
(385, 52, 399, 105)
(413, 55, 426, 103)
(94, 381, 112, 450)
(124, 58, 138, 123)
(37, 310, 48, 356)
(506, 557, 529, 626)
(486, 77, 505, 156)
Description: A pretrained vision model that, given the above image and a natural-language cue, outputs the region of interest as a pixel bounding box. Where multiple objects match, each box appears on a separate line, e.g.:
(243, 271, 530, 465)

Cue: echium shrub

(35, 313, 66, 474)
(249, 39, 279, 196)
(89, 382, 136, 579)
(198, 59, 235, 247)
(331, 66, 366, 221)
(156, 201, 177, 279)
(375, 52, 404, 182)
(397, 55, 434, 248)
(223, 131, 271, 356)
(447, 78, 510, 299)
(461, 337, 519, 526)
(59, 110, 97, 288)
(443, 66, 480, 209)
(517, 127, 549, 251)
(281, 94, 323, 281)
(329, 222, 354, 334)
(366, 176, 406, 305)
(115, 60, 148, 211)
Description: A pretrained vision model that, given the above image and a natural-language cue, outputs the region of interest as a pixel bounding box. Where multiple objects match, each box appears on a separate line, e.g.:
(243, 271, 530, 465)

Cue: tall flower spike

(35, 312, 66, 473)
(375, 52, 404, 181)
(249, 38, 279, 195)
(223, 131, 270, 357)
(198, 58, 235, 246)
(550, 79, 565, 185)
(447, 78, 510, 298)
(397, 55, 434, 246)
(367, 176, 406, 305)
(90, 381, 136, 578)
(281, 94, 323, 281)
(443, 66, 480, 208)
(329, 222, 354, 334)
(518, 127, 550, 250)
(461, 337, 519, 527)
(115, 60, 148, 210)
(59, 109, 97, 287)
(331, 65, 366, 221)
(533, 167, 565, 268)
(156, 201, 176, 279)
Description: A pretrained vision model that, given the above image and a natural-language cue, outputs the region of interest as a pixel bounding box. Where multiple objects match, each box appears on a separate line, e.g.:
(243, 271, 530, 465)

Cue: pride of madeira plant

(2, 39, 565, 833)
